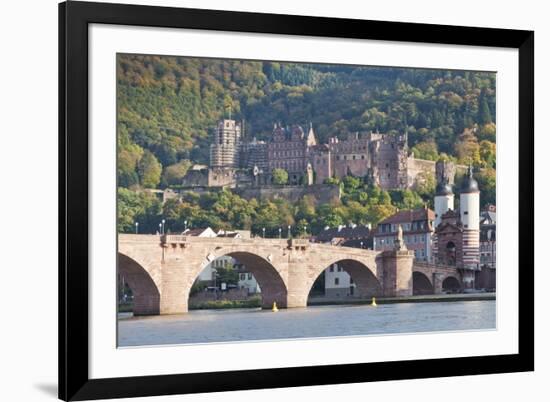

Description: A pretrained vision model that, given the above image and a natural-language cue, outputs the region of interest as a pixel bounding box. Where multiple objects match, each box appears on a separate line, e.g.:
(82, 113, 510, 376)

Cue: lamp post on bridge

(135, 222, 139, 234)
(184, 220, 188, 231)
(158, 223, 162, 235)
(161, 219, 166, 235)
(278, 227, 282, 239)
(262, 227, 265, 238)
(287, 225, 291, 239)
(360, 241, 363, 249)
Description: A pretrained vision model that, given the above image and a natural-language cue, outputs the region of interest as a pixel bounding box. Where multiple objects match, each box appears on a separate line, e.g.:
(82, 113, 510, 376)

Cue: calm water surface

(118, 300, 495, 347)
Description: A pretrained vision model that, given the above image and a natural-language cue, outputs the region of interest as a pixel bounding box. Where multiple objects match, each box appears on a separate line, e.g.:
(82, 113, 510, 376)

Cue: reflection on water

(118, 300, 496, 347)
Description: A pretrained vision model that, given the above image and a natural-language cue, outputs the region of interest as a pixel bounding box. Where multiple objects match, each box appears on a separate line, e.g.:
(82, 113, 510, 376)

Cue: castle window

(335, 278, 340, 285)
(385, 163, 389, 168)
(361, 155, 365, 160)
(353, 155, 356, 160)
(336, 156, 340, 161)
(391, 143, 395, 149)
(464, 211, 469, 215)
(344, 156, 347, 160)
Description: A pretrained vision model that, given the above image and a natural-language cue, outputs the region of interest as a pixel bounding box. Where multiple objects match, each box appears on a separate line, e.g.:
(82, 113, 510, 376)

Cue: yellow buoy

(272, 301, 279, 312)
(370, 297, 377, 307)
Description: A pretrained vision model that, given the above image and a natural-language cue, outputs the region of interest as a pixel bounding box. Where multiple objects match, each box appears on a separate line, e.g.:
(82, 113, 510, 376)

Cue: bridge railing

(413, 261, 459, 271)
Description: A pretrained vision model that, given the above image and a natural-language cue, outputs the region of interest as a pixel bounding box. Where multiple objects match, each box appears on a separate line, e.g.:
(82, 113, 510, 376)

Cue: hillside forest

(117, 54, 496, 235)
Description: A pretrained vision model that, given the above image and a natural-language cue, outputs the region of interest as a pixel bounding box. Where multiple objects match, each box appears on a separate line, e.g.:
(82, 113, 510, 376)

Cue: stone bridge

(412, 261, 463, 295)
(118, 234, 462, 315)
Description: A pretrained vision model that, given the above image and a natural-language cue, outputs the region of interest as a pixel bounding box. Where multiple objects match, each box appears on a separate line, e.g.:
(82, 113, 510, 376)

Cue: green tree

(138, 150, 162, 188)
(162, 160, 191, 186)
(479, 96, 492, 125)
(479, 140, 496, 168)
(272, 168, 288, 185)
(411, 141, 438, 161)
(215, 265, 239, 286)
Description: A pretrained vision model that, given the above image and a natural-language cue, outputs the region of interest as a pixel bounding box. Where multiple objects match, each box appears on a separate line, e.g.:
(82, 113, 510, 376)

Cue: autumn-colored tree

(455, 127, 481, 166)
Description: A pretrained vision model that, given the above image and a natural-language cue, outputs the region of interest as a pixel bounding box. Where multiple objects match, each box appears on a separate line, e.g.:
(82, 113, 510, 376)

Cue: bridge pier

(285, 257, 310, 309)
(381, 250, 415, 297)
(433, 273, 444, 295)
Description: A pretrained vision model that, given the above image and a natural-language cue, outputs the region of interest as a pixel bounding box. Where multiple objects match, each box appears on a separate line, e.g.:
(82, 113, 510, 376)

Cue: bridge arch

(306, 257, 382, 301)
(188, 250, 288, 309)
(412, 271, 433, 295)
(442, 276, 461, 292)
(118, 253, 160, 315)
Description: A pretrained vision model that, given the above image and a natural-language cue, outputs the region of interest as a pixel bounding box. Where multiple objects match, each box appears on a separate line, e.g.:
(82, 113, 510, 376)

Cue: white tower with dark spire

(460, 166, 480, 232)
(434, 179, 454, 228)
(434, 160, 455, 228)
(460, 165, 480, 282)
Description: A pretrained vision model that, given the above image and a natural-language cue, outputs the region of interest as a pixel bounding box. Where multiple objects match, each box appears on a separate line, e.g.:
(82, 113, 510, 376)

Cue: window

(240, 273, 245, 280)
(335, 278, 340, 285)
(464, 211, 469, 215)
(329, 266, 334, 272)
(338, 266, 343, 272)
(352, 155, 356, 160)
(361, 155, 365, 160)
(248, 273, 252, 280)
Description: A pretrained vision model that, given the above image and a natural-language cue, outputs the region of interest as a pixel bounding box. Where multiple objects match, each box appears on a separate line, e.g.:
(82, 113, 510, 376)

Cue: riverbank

(308, 292, 496, 307)
(189, 298, 261, 310)
(119, 292, 495, 312)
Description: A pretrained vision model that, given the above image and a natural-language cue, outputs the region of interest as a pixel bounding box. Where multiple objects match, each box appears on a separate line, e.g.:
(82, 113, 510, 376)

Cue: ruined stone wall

(235, 183, 340, 204)
(180, 169, 209, 187)
(207, 167, 238, 187)
(329, 137, 372, 179)
(407, 157, 436, 187)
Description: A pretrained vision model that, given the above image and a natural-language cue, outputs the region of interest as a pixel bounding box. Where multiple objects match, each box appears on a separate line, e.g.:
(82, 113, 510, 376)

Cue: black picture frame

(59, 1, 534, 400)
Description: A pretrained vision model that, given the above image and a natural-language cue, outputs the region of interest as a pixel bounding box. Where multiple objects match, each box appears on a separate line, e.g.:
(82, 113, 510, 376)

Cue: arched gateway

(118, 234, 420, 315)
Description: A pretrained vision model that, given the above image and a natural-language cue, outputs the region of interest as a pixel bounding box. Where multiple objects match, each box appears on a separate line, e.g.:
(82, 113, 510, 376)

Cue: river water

(118, 300, 495, 347)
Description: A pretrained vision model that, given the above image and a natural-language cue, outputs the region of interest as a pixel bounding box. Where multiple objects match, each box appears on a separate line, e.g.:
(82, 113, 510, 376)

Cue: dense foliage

(116, 55, 497, 233)
(117, 54, 497, 189)
(120, 176, 434, 235)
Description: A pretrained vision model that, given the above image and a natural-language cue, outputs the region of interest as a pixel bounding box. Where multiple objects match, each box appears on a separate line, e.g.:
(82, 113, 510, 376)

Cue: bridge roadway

(118, 234, 462, 315)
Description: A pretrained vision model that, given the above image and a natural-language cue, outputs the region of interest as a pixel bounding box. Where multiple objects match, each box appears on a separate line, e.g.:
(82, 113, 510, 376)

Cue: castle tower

(210, 119, 241, 168)
(306, 122, 317, 146)
(460, 165, 480, 286)
(434, 160, 455, 228)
